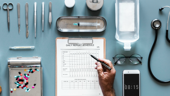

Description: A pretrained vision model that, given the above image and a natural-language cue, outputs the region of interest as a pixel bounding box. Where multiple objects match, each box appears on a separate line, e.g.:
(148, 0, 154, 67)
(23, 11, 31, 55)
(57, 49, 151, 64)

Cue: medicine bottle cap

(65, 0, 75, 8)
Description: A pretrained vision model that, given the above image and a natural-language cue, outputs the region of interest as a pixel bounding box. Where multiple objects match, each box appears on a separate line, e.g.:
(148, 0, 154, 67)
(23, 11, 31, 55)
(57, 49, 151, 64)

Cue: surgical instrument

(17, 3, 20, 33)
(2, 3, 13, 31)
(9, 46, 35, 50)
(73, 22, 100, 27)
(49, 2, 52, 27)
(42, 2, 44, 32)
(34, 2, 37, 38)
(25, 3, 29, 38)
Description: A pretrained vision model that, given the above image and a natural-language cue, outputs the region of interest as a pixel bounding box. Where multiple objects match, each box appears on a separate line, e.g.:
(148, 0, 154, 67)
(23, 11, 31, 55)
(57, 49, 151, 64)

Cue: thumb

(96, 62, 103, 77)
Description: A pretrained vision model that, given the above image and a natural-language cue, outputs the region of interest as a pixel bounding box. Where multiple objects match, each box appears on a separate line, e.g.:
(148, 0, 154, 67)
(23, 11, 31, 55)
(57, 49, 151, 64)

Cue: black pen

(90, 54, 112, 70)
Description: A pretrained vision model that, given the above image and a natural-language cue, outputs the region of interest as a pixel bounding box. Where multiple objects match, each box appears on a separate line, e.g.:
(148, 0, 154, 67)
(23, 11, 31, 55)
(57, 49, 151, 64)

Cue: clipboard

(55, 37, 106, 96)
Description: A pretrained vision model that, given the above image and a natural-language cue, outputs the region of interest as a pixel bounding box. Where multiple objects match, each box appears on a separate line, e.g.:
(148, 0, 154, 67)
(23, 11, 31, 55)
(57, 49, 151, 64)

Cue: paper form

(56, 38, 104, 96)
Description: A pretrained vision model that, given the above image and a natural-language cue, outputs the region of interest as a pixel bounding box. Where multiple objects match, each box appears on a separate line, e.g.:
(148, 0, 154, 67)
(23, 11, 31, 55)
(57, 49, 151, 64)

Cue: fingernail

(97, 62, 100, 66)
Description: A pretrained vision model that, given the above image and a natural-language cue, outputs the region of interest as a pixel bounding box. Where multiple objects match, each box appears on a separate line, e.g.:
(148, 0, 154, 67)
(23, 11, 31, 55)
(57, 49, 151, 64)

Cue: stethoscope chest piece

(151, 19, 162, 30)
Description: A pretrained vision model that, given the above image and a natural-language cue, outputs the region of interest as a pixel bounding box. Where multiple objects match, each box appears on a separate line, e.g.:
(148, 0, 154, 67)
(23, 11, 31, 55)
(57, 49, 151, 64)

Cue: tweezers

(42, 2, 44, 32)
(25, 3, 29, 38)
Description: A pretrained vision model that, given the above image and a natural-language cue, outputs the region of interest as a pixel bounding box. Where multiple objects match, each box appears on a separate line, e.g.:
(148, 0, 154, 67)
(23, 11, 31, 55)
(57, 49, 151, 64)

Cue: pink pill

(32, 86, 35, 88)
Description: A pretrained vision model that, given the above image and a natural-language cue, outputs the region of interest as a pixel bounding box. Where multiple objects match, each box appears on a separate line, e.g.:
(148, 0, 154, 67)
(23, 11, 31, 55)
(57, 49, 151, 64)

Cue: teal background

(0, 0, 170, 96)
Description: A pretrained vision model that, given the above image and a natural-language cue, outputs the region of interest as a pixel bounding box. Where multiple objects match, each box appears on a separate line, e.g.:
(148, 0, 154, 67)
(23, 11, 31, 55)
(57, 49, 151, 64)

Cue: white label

(119, 3, 135, 31)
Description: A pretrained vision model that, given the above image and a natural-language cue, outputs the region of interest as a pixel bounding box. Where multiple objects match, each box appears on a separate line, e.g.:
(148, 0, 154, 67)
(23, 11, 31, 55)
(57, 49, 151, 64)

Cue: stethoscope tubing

(148, 19, 170, 83)
(148, 30, 170, 83)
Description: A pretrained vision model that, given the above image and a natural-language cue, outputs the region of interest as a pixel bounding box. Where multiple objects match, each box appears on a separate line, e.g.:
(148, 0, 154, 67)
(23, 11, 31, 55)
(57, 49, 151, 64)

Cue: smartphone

(123, 70, 140, 96)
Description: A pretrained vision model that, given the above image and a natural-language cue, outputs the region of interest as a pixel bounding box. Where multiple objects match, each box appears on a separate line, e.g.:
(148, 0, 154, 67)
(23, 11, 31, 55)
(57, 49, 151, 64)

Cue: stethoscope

(148, 6, 170, 83)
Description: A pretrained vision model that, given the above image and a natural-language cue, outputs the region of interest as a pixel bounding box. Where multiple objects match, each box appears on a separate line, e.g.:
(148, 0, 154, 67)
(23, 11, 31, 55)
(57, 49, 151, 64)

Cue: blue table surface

(0, 0, 170, 96)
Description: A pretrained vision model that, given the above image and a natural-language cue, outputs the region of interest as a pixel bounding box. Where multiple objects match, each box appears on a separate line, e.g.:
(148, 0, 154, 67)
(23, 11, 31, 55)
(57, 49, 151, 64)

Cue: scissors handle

(8, 3, 13, 10)
(2, 3, 7, 10)
(2, 3, 13, 10)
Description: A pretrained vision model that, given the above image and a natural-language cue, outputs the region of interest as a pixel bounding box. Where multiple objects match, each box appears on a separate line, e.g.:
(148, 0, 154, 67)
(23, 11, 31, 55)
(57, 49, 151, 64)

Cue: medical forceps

(3, 3, 13, 31)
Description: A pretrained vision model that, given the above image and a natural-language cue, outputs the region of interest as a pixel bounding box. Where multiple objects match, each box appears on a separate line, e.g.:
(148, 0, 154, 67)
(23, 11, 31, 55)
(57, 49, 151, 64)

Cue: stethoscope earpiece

(151, 19, 161, 30)
(159, 7, 164, 11)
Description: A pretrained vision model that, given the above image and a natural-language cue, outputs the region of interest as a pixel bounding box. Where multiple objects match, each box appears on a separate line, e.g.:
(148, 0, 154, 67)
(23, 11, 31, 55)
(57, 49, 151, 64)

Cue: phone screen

(124, 74, 139, 96)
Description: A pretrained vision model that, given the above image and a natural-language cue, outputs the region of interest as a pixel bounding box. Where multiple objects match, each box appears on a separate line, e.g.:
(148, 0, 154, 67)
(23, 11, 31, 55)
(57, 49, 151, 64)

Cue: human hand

(0, 86, 2, 94)
(95, 58, 116, 96)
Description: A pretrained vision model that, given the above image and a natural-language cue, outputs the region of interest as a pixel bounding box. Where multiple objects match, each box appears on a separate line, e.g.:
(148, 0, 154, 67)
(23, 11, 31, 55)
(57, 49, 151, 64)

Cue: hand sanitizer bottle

(115, 0, 139, 51)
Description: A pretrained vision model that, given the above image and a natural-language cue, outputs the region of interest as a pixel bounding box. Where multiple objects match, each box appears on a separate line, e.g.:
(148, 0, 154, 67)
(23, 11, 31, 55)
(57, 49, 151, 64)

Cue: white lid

(65, 0, 75, 8)
(124, 42, 131, 51)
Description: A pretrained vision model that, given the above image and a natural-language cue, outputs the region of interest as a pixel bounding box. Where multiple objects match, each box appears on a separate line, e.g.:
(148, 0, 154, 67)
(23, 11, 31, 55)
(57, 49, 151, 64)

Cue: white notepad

(55, 37, 106, 96)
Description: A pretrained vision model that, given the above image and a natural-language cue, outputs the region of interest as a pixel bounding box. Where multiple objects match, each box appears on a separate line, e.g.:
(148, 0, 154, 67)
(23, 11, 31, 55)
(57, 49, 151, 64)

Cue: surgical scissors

(3, 3, 13, 31)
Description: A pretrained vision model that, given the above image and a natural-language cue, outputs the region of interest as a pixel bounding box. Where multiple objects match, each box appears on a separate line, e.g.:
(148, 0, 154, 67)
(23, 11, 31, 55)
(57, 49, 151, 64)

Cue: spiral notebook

(55, 37, 106, 96)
